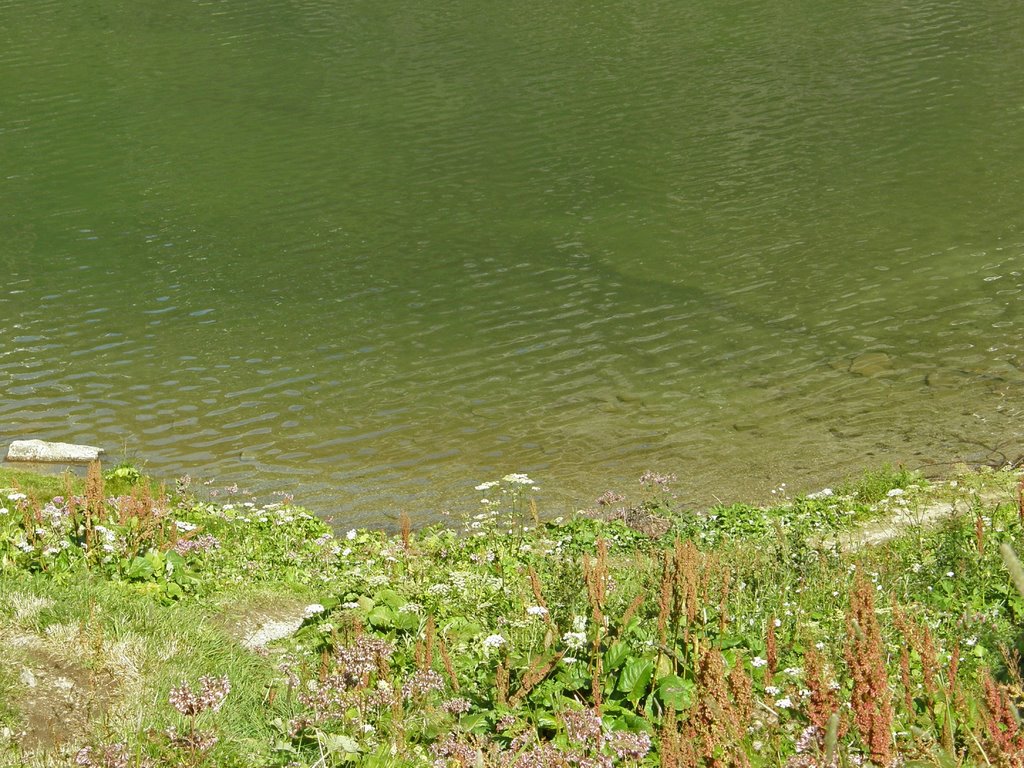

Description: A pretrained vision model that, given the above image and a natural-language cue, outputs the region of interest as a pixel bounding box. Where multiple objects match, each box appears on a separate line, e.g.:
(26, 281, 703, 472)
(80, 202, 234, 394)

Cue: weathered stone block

(5, 439, 104, 463)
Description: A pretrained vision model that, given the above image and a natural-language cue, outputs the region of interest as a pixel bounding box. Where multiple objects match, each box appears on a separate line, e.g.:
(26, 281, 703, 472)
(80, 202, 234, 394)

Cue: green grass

(0, 467, 77, 502)
(0, 462, 1022, 766)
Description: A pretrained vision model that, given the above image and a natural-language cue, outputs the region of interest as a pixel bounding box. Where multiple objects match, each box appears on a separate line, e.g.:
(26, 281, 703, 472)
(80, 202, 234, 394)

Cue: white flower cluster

(482, 634, 506, 650)
(502, 473, 534, 485)
(562, 631, 587, 650)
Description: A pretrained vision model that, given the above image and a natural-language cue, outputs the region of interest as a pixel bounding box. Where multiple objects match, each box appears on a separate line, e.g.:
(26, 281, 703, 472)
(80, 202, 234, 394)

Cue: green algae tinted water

(2, 0, 1023, 524)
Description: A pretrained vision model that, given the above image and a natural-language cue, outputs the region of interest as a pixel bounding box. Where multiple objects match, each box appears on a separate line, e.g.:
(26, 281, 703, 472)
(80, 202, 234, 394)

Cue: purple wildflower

(562, 709, 605, 749)
(168, 675, 230, 716)
(402, 669, 446, 700)
(609, 731, 652, 761)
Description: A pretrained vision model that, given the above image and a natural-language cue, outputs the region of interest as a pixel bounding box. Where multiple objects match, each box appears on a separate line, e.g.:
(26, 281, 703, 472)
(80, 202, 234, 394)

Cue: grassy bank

(0, 461, 1023, 767)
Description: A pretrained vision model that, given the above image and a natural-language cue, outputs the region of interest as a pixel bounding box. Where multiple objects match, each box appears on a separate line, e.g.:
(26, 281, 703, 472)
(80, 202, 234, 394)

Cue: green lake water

(2, 0, 1023, 524)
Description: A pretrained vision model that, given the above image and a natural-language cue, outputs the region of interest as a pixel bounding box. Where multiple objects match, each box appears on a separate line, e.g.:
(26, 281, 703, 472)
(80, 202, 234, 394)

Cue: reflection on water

(1, 0, 1022, 524)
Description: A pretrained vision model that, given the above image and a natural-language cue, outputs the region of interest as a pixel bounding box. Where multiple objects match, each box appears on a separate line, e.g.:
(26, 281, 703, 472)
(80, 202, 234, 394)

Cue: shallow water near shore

(2, 0, 1023, 524)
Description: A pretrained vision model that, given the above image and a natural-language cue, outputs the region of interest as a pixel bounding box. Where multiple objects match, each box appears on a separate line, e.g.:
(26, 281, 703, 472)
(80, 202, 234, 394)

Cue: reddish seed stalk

(399, 510, 411, 550)
(436, 634, 460, 692)
(527, 567, 550, 614)
(657, 550, 674, 645)
(845, 577, 894, 767)
(805, 648, 841, 732)
(766, 616, 778, 686)
(980, 668, 1024, 758)
(1018, 476, 1024, 523)
(683, 648, 749, 768)
(495, 657, 509, 707)
(718, 568, 731, 632)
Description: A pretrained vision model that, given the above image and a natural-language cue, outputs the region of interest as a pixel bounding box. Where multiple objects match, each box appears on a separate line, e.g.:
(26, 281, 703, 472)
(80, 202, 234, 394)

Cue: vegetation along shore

(1, 459, 1024, 767)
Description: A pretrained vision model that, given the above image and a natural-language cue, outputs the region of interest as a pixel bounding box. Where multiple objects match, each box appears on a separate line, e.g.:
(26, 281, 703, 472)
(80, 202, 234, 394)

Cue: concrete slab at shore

(5, 440, 104, 463)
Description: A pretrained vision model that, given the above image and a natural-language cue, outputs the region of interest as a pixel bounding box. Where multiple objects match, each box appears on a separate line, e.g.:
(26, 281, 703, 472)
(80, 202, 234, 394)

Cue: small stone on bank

(5, 440, 104, 464)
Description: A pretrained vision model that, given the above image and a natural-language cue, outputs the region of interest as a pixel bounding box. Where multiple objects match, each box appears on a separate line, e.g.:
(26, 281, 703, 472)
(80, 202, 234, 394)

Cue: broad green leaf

(324, 734, 360, 754)
(393, 610, 420, 632)
(618, 657, 654, 702)
(163, 582, 184, 600)
(126, 556, 154, 581)
(376, 589, 406, 610)
(604, 641, 630, 671)
(656, 675, 695, 710)
(460, 714, 488, 733)
(536, 711, 560, 730)
(655, 653, 674, 678)
(614, 711, 653, 732)
(718, 635, 746, 649)
(165, 550, 186, 570)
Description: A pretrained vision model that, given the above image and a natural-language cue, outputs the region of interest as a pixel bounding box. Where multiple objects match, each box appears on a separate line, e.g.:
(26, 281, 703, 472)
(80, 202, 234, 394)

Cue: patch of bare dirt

(15, 647, 116, 753)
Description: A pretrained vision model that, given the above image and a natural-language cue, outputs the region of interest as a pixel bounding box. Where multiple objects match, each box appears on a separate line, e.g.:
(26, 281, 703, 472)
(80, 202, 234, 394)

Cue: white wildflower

(562, 631, 587, 650)
(346, 529, 357, 540)
(482, 634, 506, 650)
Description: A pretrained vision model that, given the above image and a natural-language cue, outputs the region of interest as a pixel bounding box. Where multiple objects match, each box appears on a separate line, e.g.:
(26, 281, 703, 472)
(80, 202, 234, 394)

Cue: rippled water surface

(2, 0, 1023, 524)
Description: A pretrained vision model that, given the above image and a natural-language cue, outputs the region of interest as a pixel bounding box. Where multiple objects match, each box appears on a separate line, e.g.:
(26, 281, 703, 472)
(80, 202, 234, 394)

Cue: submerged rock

(5, 439, 104, 463)
(925, 369, 974, 389)
(848, 352, 894, 378)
